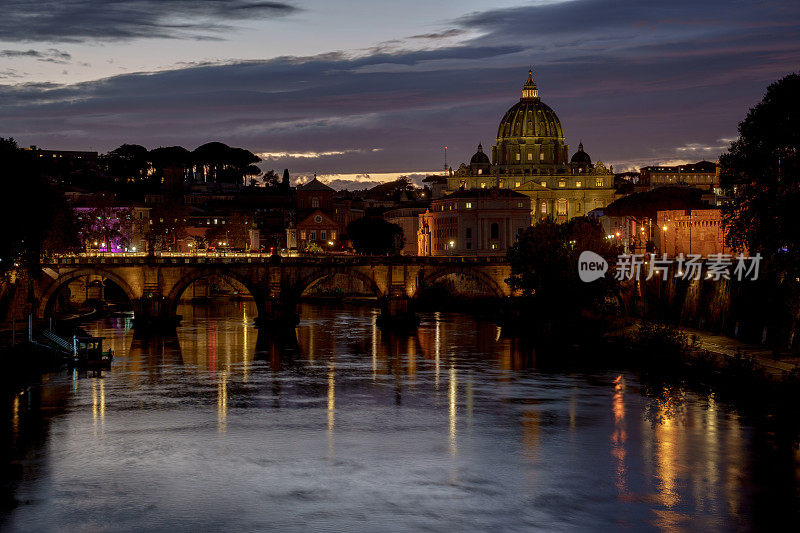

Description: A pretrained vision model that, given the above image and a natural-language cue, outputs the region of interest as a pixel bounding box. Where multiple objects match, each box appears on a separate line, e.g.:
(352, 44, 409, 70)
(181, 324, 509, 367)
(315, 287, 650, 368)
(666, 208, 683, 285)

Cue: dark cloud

(0, 0, 299, 42)
(408, 29, 465, 40)
(1, 0, 798, 180)
(0, 48, 72, 63)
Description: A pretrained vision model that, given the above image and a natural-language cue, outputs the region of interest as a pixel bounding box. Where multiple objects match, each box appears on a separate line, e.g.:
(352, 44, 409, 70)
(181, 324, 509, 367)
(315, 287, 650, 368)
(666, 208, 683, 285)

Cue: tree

(81, 194, 133, 251)
(262, 169, 281, 189)
(146, 201, 191, 252)
(346, 217, 404, 255)
(191, 142, 261, 186)
(721, 72, 800, 272)
(42, 194, 82, 255)
(0, 138, 75, 273)
(719, 73, 800, 350)
(207, 212, 252, 249)
(104, 144, 150, 181)
(506, 217, 620, 316)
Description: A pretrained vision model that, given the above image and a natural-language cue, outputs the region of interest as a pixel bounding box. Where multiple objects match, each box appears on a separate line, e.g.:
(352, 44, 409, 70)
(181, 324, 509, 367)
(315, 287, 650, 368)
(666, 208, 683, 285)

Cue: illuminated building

(640, 161, 719, 191)
(447, 69, 616, 221)
(417, 188, 531, 256)
(383, 207, 426, 255)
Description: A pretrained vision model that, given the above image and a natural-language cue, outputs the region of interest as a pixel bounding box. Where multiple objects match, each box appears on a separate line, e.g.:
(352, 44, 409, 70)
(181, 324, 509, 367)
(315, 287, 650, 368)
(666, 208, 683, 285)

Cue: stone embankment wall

(620, 275, 800, 353)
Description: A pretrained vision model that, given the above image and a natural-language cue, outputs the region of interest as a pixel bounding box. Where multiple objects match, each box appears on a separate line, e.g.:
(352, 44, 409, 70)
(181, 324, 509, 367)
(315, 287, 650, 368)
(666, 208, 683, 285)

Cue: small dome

(571, 142, 592, 164)
(470, 143, 490, 166)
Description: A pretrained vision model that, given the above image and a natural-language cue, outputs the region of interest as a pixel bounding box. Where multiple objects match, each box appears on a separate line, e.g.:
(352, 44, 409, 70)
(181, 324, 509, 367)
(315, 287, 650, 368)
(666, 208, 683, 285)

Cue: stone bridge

(37, 254, 513, 328)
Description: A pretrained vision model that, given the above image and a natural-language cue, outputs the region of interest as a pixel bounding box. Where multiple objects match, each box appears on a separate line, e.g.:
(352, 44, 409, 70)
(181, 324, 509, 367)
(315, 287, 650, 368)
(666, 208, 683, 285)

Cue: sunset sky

(1, 0, 798, 188)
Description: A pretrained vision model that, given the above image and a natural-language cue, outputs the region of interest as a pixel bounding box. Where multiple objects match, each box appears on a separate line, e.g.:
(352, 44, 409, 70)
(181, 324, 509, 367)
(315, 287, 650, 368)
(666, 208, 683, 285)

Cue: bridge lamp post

(449, 240, 455, 255)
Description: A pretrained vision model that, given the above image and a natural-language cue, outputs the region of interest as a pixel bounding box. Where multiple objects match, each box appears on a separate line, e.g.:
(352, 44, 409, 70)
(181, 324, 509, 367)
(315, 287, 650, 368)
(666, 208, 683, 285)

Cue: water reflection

(1, 301, 798, 531)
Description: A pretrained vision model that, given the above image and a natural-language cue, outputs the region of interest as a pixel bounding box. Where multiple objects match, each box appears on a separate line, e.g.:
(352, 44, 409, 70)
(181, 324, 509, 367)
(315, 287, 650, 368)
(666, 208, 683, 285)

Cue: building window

(557, 199, 567, 215)
(466, 242, 472, 250)
(559, 180, 566, 188)
(515, 181, 521, 188)
(300, 231, 306, 240)
(491, 222, 499, 239)
(310, 231, 316, 240)
(499, 181, 504, 188)
(576, 181, 582, 188)
(466, 227, 472, 238)
(331, 231, 336, 240)
(312, 198, 320, 208)
(517, 202, 524, 208)
(541, 202, 547, 214)
(480, 182, 486, 189)
(321, 230, 326, 240)
(540, 153, 545, 161)
(540, 181, 547, 187)
(527, 153, 533, 161)
(516, 153, 521, 161)
(477, 169, 483, 175)
(465, 202, 472, 209)
(596, 178, 604, 187)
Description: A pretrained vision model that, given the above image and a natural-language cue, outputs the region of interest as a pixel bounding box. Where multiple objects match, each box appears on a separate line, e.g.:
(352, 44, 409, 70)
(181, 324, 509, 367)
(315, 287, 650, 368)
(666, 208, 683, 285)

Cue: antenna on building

(443, 146, 448, 172)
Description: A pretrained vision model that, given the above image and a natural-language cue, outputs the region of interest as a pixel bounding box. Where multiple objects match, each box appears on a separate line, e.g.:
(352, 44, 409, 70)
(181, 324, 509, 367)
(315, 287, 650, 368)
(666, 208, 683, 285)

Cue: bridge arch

(165, 267, 263, 316)
(37, 268, 138, 318)
(417, 267, 508, 299)
(296, 267, 384, 299)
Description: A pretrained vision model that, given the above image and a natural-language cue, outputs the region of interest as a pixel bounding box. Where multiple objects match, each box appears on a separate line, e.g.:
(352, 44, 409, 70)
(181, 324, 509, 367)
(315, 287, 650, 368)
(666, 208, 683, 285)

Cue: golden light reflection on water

(92, 378, 105, 437)
(176, 302, 257, 373)
(434, 311, 441, 390)
(371, 311, 378, 381)
(52, 303, 786, 531)
(448, 364, 457, 457)
(242, 306, 249, 382)
(11, 395, 19, 438)
(725, 416, 744, 521)
(655, 409, 679, 509)
(217, 371, 228, 434)
(521, 409, 540, 464)
(569, 389, 578, 433)
(611, 375, 628, 496)
(327, 360, 336, 459)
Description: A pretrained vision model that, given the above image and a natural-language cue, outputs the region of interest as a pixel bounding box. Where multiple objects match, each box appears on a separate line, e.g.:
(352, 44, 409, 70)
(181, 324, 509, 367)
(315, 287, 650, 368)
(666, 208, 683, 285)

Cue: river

(2, 301, 799, 531)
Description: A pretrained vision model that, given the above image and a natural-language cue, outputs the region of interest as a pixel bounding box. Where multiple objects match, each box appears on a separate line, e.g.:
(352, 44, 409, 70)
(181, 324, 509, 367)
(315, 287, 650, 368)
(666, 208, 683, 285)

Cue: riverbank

(610, 319, 800, 380)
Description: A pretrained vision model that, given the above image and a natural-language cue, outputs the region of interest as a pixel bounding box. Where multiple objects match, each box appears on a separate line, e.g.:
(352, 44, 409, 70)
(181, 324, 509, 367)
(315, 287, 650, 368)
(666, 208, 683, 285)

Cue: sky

(1, 0, 798, 188)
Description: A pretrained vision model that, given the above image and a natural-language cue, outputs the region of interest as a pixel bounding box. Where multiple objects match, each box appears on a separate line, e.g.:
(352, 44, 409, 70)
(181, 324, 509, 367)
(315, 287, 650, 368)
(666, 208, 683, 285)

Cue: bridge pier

(377, 265, 417, 328)
(378, 295, 417, 329)
(132, 295, 180, 331)
(258, 297, 299, 327)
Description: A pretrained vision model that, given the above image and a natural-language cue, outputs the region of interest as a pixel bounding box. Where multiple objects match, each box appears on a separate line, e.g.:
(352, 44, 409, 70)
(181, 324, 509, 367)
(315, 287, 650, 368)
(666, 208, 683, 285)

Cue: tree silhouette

(0, 138, 79, 272)
(721, 72, 800, 269)
(506, 217, 619, 315)
(346, 217, 404, 255)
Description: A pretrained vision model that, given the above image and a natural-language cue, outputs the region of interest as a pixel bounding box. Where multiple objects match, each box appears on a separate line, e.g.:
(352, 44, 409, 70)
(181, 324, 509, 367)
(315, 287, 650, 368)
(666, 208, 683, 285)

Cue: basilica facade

(446, 70, 616, 221)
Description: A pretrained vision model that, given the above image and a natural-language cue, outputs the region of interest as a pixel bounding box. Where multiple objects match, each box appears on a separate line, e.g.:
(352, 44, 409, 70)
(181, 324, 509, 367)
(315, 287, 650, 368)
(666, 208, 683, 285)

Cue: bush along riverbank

(610, 322, 800, 415)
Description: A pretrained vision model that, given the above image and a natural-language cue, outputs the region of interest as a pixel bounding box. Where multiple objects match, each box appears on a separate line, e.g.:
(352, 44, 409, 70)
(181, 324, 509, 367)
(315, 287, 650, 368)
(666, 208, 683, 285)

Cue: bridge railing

(42, 252, 510, 265)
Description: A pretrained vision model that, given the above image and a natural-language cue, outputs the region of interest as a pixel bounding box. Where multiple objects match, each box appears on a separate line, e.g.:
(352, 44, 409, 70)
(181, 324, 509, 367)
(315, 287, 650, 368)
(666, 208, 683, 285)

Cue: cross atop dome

(522, 67, 538, 100)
